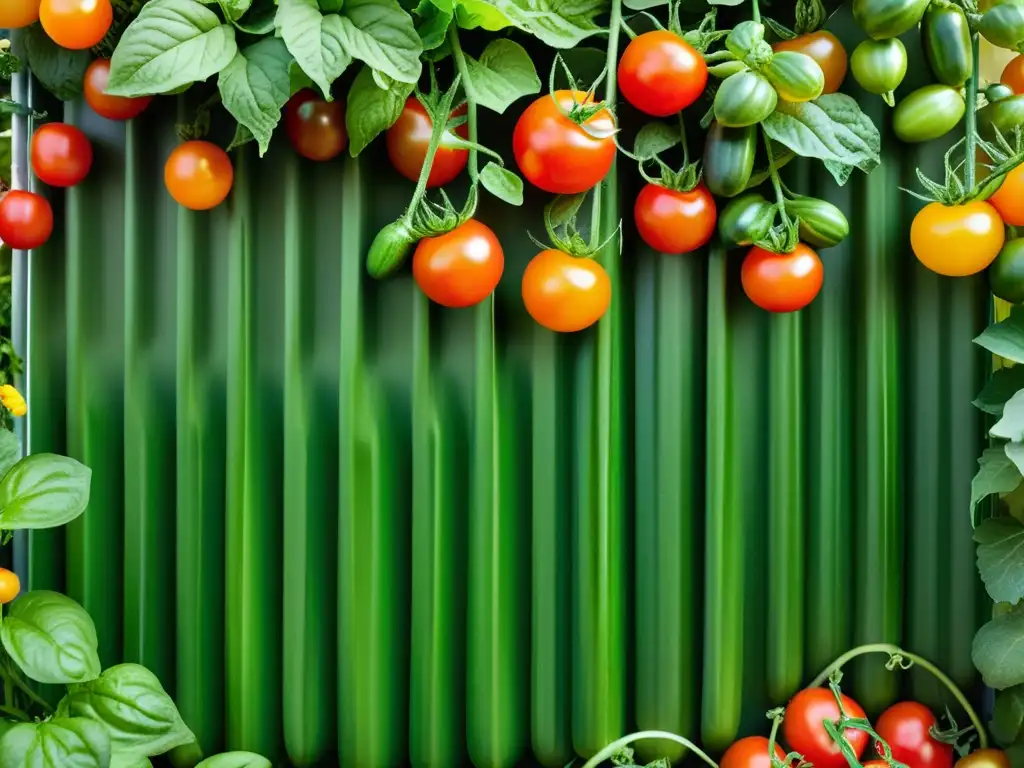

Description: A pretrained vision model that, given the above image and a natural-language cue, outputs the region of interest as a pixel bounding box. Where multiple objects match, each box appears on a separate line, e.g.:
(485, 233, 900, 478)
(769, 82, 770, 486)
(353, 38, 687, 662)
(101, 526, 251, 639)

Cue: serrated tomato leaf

(976, 517, 1024, 605)
(464, 39, 540, 114)
(977, 310, 1024, 365)
(276, 0, 352, 100)
(346, 65, 415, 156)
(217, 38, 292, 156)
(974, 612, 1024, 690)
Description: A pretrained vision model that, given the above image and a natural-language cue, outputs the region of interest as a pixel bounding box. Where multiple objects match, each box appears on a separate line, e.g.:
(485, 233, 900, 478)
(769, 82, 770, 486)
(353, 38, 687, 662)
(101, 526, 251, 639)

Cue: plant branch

(448, 26, 479, 183)
(965, 33, 980, 190)
(752, 0, 761, 24)
(763, 129, 790, 226)
(579, 731, 720, 768)
(406, 72, 462, 218)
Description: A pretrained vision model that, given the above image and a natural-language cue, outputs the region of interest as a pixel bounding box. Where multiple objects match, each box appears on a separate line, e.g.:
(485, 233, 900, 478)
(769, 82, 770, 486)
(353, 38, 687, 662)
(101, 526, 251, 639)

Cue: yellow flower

(0, 385, 26, 418)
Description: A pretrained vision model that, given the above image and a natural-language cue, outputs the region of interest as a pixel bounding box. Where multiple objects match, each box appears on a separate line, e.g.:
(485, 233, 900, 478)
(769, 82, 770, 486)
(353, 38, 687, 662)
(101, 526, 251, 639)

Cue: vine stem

(965, 32, 980, 191)
(578, 731, 720, 768)
(448, 26, 479, 182)
(405, 69, 462, 217)
(763, 129, 790, 227)
(808, 644, 988, 749)
(751, 0, 761, 23)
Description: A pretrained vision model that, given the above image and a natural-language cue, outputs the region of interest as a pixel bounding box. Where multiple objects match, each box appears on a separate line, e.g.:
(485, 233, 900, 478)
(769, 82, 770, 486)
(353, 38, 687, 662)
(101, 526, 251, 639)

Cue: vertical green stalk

(965, 34, 980, 191)
(575, 0, 626, 756)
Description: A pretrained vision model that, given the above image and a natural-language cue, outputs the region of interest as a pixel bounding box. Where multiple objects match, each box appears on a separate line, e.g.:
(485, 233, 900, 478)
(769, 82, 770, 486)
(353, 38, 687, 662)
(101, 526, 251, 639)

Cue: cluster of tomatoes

(1, 0, 113, 52)
(726, 687, 1006, 768)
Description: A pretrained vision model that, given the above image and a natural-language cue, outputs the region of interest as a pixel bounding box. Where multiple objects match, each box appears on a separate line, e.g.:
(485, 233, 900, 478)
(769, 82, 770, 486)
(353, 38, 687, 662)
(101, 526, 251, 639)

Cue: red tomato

(783, 687, 870, 768)
(513, 90, 616, 195)
(721, 736, 785, 768)
(83, 59, 151, 121)
(618, 30, 708, 116)
(284, 89, 348, 161)
(39, 0, 112, 50)
(0, 191, 54, 250)
(387, 97, 468, 187)
(164, 141, 234, 211)
(634, 182, 716, 254)
(413, 219, 503, 308)
(741, 244, 824, 312)
(773, 31, 848, 94)
(0, 0, 41, 28)
(874, 702, 953, 768)
(522, 249, 611, 332)
(31, 123, 93, 188)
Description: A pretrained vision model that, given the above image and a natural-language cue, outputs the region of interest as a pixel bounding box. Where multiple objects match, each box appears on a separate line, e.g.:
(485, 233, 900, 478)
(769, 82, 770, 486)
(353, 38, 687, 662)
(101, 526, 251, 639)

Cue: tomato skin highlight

(634, 182, 716, 254)
(618, 30, 707, 116)
(955, 750, 1011, 768)
(31, 123, 93, 188)
(513, 90, 616, 195)
(1002, 55, 1024, 94)
(990, 239, 1024, 304)
(83, 59, 152, 121)
(522, 249, 611, 332)
(284, 89, 348, 162)
(39, 0, 113, 50)
(874, 702, 953, 768)
(387, 97, 468, 188)
(164, 141, 235, 211)
(721, 736, 785, 768)
(0, 191, 54, 251)
(413, 219, 503, 308)
(783, 688, 870, 768)
(0, 568, 20, 604)
(988, 164, 1024, 226)
(911, 201, 1005, 277)
(773, 31, 848, 94)
(0, 0, 41, 29)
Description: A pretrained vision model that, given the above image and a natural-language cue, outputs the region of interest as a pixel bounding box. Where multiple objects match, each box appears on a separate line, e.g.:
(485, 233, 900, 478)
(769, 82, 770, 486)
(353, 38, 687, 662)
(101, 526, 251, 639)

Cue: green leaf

(335, 0, 422, 84)
(993, 390, 1024, 443)
(761, 93, 881, 186)
(60, 664, 196, 757)
(494, 0, 608, 48)
(454, 0, 514, 30)
(211, 0, 252, 21)
(708, 0, 744, 4)
(763, 16, 797, 40)
(464, 39, 541, 114)
(976, 517, 1024, 605)
(992, 686, 1024, 748)
(978, 311, 1024, 364)
(1011, 442, 1024, 479)
(415, 1, 452, 49)
(110, 754, 153, 768)
(21, 24, 90, 101)
(975, 368, 1024, 415)
(634, 121, 680, 159)
(0, 431, 20, 481)
(106, 0, 238, 98)
(0, 453, 91, 530)
(623, 0, 667, 7)
(1, 590, 101, 684)
(0, 718, 110, 768)
(195, 753, 273, 767)
(974, 611, 1024, 689)
(479, 162, 524, 205)
(320, 0, 344, 9)
(972, 447, 1023, 521)
(233, 0, 277, 34)
(217, 38, 292, 157)
(546, 193, 586, 227)
(289, 60, 315, 94)
(345, 65, 414, 156)
(276, 0, 352, 100)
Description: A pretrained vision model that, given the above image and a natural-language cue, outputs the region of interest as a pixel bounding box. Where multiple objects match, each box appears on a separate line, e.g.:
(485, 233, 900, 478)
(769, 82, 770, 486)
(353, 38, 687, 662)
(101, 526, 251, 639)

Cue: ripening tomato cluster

(0, 0, 113, 51)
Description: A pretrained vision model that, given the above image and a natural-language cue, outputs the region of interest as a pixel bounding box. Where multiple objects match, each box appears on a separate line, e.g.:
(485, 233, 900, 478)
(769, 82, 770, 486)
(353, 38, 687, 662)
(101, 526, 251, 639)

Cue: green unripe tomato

(784, 197, 850, 249)
(853, 0, 931, 40)
(718, 192, 777, 247)
(702, 122, 757, 198)
(850, 38, 908, 95)
(764, 51, 825, 102)
(978, 94, 1024, 142)
(990, 238, 1024, 304)
(713, 71, 778, 127)
(980, 2, 1024, 50)
(893, 84, 965, 143)
(367, 218, 416, 278)
(922, 2, 973, 86)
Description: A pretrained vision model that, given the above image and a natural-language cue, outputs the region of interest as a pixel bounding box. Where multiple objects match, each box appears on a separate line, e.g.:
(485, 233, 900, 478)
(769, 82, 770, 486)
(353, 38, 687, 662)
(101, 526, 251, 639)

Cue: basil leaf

(455, 0, 514, 30)
(993, 391, 1024, 443)
(975, 368, 1024, 416)
(345, 65, 414, 156)
(0, 430, 20, 481)
(233, 0, 276, 33)
(623, 0, 667, 8)
(196, 753, 273, 767)
(479, 162, 524, 206)
(106, 0, 238, 98)
(276, 0, 352, 100)
(977, 310, 1024, 364)
(496, 0, 608, 48)
(20, 25, 90, 101)
(976, 517, 1024, 605)
(634, 121, 680, 159)
(1, 590, 101, 684)
(974, 611, 1024, 690)
(761, 93, 881, 186)
(336, 0, 422, 84)
(0, 453, 91, 530)
(992, 686, 1024, 747)
(60, 664, 196, 757)
(206, 0, 252, 21)
(464, 39, 540, 114)
(110, 755, 153, 768)
(0, 718, 110, 768)
(217, 38, 292, 157)
(972, 447, 1023, 522)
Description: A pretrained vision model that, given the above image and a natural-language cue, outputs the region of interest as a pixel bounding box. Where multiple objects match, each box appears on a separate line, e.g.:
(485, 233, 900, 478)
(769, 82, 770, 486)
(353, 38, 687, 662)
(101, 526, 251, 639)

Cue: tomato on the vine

(773, 31, 848, 94)
(618, 30, 707, 117)
(989, 239, 1024, 304)
(720, 736, 785, 768)
(0, 568, 20, 604)
(1002, 55, 1024, 94)
(741, 244, 824, 313)
(84, 59, 152, 121)
(522, 249, 610, 332)
(988, 164, 1024, 226)
(387, 97, 468, 188)
(31, 123, 93, 188)
(413, 219, 503, 308)
(164, 141, 234, 211)
(39, 0, 112, 50)
(513, 90, 616, 195)
(0, 191, 54, 250)
(910, 201, 1004, 277)
(783, 687, 869, 768)
(0, 0, 41, 29)
(285, 89, 348, 162)
(874, 702, 953, 768)
(634, 182, 716, 254)
(955, 750, 1010, 768)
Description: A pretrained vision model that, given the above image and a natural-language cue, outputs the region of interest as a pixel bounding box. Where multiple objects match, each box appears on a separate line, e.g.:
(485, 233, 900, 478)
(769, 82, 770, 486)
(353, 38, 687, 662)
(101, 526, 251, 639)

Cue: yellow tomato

(0, 568, 20, 604)
(910, 201, 1005, 276)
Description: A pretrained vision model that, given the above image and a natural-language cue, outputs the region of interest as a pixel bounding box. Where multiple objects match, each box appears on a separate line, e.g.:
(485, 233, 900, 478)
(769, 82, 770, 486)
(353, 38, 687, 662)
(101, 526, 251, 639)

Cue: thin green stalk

(448, 26, 479, 182)
(579, 731, 720, 768)
(965, 33, 980, 191)
(678, 112, 689, 167)
(808, 644, 987, 748)
(751, 0, 761, 23)
(406, 73, 463, 215)
(763, 130, 790, 227)
(0, 703, 30, 721)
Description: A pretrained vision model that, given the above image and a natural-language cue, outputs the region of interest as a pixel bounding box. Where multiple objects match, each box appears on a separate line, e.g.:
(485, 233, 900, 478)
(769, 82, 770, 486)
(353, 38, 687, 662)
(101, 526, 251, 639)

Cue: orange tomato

(164, 141, 234, 211)
(741, 243, 824, 312)
(720, 736, 786, 768)
(910, 201, 1005, 276)
(989, 164, 1024, 226)
(773, 31, 848, 94)
(522, 249, 611, 332)
(40, 0, 113, 50)
(1002, 55, 1024, 94)
(412, 219, 503, 308)
(84, 59, 152, 121)
(0, 0, 41, 28)
(0, 568, 20, 604)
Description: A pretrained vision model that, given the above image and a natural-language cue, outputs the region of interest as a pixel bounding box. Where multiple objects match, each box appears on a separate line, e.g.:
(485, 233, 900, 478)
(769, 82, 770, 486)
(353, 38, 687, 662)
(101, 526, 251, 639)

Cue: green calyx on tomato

(853, 0, 931, 41)
(893, 85, 965, 143)
(725, 21, 774, 70)
(713, 71, 778, 127)
(534, 191, 620, 261)
(850, 37, 907, 105)
(921, 1, 973, 87)
(981, 2, 1024, 52)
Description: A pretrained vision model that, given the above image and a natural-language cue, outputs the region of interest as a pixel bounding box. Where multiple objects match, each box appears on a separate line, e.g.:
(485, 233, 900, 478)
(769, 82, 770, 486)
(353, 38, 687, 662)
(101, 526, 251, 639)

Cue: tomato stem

(448, 26, 479, 183)
(679, 112, 690, 167)
(807, 644, 988, 749)
(405, 73, 462, 221)
(578, 731, 720, 768)
(751, 0, 761, 24)
(762, 128, 790, 228)
(965, 32, 980, 191)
